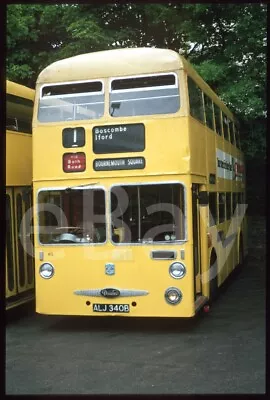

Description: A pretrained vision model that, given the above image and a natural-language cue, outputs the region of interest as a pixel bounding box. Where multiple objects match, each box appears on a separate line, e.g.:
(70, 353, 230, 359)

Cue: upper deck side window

(187, 76, 204, 123)
(187, 76, 242, 150)
(38, 80, 104, 123)
(204, 94, 214, 130)
(214, 103, 222, 136)
(6, 94, 33, 134)
(234, 125, 241, 150)
(222, 113, 230, 142)
(109, 73, 180, 117)
(229, 120, 235, 144)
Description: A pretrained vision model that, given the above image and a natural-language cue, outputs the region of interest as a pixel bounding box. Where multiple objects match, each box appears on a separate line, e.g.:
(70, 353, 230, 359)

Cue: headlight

(169, 262, 186, 279)
(165, 287, 182, 305)
(39, 263, 54, 279)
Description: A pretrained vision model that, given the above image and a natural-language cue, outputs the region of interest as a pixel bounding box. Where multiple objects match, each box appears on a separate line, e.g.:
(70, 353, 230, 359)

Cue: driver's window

(38, 189, 106, 244)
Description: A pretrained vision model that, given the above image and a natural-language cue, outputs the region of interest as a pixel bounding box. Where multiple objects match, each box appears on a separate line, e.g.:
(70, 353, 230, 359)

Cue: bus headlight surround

(39, 263, 55, 279)
(169, 262, 186, 279)
(165, 287, 182, 305)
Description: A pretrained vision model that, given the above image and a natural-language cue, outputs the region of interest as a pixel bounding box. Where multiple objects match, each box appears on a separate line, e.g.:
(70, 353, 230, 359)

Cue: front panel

(33, 118, 190, 181)
(34, 176, 196, 317)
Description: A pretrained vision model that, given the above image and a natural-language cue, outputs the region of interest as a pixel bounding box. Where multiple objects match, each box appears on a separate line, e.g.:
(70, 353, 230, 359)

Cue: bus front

(33, 48, 204, 318)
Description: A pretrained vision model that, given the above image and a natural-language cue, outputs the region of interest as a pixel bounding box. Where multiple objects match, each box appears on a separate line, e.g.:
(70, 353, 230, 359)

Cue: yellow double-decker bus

(6, 80, 35, 310)
(33, 48, 247, 317)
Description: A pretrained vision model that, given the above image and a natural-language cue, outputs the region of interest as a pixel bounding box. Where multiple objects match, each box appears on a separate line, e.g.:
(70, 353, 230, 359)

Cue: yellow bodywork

(33, 48, 247, 317)
(6, 81, 35, 309)
(6, 131, 32, 186)
(6, 80, 34, 186)
(34, 175, 198, 317)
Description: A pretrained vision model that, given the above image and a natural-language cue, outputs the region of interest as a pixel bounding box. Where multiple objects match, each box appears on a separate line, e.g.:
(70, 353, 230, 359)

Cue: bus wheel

(209, 251, 218, 303)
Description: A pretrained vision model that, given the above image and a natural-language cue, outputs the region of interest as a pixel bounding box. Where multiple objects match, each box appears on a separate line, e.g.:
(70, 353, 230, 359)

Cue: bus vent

(151, 251, 176, 260)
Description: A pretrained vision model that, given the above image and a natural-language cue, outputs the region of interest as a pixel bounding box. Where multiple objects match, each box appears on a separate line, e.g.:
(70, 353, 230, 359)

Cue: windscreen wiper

(110, 102, 121, 116)
(65, 182, 99, 192)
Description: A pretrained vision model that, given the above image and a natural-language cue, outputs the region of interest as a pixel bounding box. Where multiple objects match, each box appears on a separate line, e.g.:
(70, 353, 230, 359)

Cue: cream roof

(37, 47, 184, 83)
(36, 47, 235, 121)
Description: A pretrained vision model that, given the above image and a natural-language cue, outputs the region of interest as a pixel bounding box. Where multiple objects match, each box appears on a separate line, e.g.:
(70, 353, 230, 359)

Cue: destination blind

(94, 157, 145, 171)
(93, 123, 145, 154)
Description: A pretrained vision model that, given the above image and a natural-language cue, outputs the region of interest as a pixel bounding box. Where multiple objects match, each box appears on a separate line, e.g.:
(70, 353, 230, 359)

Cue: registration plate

(93, 303, 130, 313)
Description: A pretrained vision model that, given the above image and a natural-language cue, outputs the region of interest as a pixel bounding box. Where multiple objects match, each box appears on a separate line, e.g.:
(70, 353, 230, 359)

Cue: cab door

(192, 184, 202, 297)
(24, 190, 35, 289)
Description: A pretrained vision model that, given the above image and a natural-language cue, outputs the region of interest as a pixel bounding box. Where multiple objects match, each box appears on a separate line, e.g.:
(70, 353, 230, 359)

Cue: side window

(218, 192, 226, 223)
(6, 117, 18, 131)
(188, 77, 204, 123)
(18, 119, 32, 134)
(235, 125, 241, 149)
(204, 94, 214, 130)
(231, 123, 236, 146)
(214, 103, 222, 136)
(226, 192, 231, 220)
(7, 94, 33, 134)
(209, 192, 217, 226)
(6, 117, 32, 134)
(222, 113, 230, 141)
(229, 120, 234, 144)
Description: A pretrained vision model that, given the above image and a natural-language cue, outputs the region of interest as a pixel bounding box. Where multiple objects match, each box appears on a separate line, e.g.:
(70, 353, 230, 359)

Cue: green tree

(6, 4, 115, 86)
(180, 3, 266, 160)
(7, 4, 266, 161)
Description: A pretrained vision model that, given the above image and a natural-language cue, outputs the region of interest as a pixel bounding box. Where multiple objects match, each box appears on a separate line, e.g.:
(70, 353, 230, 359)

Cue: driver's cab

(39, 187, 106, 245)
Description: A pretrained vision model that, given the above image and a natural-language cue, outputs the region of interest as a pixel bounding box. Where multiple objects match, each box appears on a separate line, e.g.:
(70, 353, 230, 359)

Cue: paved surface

(6, 217, 265, 394)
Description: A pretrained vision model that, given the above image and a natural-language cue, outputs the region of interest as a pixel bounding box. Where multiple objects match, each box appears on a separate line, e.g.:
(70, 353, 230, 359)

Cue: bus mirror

(198, 191, 208, 206)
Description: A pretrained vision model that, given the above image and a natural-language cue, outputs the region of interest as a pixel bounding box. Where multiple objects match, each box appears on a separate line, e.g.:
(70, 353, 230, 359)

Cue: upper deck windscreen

(110, 73, 180, 117)
(38, 80, 104, 123)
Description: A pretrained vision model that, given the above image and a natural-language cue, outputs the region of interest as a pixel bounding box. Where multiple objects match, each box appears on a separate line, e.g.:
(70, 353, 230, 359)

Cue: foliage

(6, 3, 266, 160)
